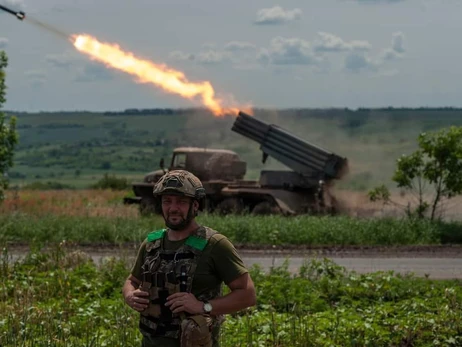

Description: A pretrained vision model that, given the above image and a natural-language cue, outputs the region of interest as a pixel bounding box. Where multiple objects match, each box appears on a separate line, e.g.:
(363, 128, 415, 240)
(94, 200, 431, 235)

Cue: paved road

(8, 247, 462, 280)
(241, 255, 462, 279)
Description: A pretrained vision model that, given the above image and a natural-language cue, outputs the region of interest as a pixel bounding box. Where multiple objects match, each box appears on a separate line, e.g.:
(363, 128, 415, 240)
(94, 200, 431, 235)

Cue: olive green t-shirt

(130, 228, 249, 347)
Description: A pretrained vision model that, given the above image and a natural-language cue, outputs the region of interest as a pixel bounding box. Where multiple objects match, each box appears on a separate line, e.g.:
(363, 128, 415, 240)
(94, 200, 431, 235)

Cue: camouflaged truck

(123, 147, 249, 215)
(124, 111, 349, 216)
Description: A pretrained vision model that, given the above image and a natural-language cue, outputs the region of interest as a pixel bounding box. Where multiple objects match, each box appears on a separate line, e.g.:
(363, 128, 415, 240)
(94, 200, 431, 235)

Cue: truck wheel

(215, 198, 244, 215)
(252, 201, 281, 215)
(139, 198, 156, 216)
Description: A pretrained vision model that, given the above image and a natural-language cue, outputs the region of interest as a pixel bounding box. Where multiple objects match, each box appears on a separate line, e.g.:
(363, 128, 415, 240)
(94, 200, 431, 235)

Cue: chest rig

(138, 226, 217, 340)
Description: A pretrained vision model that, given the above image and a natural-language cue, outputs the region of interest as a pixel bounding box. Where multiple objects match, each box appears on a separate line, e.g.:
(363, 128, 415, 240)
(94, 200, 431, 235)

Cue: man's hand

(165, 292, 203, 314)
(124, 289, 150, 312)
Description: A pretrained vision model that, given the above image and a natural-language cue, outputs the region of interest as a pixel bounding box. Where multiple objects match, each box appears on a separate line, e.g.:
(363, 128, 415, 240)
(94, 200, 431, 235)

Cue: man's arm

(122, 274, 150, 312)
(166, 272, 256, 316)
(204, 236, 257, 315)
(122, 274, 141, 297)
(207, 272, 256, 316)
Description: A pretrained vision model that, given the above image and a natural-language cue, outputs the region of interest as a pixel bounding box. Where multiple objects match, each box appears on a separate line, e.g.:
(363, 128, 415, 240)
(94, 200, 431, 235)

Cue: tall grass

(0, 189, 137, 218)
(1, 213, 462, 246)
(1, 189, 462, 246)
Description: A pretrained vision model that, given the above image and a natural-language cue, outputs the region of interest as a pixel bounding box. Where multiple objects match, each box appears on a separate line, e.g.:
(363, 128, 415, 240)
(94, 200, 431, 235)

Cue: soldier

(122, 170, 257, 347)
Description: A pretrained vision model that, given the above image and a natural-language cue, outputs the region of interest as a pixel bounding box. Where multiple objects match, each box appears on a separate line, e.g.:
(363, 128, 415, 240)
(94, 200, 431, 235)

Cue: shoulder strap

(145, 229, 166, 252)
(182, 226, 216, 252)
(184, 235, 208, 251)
(147, 229, 166, 242)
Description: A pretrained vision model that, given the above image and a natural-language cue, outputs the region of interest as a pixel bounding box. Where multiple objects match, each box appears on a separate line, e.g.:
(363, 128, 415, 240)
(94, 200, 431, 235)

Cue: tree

(0, 51, 19, 203)
(369, 126, 462, 221)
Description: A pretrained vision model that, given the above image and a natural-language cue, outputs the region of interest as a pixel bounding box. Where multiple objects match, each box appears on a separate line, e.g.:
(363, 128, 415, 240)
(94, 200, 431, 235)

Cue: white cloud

(170, 41, 256, 65)
(380, 48, 399, 61)
(345, 32, 406, 72)
(344, 52, 379, 72)
(169, 49, 230, 65)
(170, 41, 257, 69)
(169, 50, 195, 62)
(377, 32, 405, 63)
(168, 31, 405, 74)
(0, 38, 8, 49)
(257, 37, 325, 66)
(196, 50, 230, 65)
(254, 6, 302, 25)
(224, 41, 256, 51)
(313, 32, 372, 53)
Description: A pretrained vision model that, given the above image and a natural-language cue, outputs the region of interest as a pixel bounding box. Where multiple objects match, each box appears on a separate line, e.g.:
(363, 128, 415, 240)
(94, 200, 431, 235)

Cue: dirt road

(7, 244, 462, 280)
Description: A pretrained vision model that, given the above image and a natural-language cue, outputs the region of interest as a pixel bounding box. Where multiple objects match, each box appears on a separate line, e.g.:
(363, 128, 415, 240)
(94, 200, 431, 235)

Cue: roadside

(4, 243, 462, 279)
(5, 242, 462, 258)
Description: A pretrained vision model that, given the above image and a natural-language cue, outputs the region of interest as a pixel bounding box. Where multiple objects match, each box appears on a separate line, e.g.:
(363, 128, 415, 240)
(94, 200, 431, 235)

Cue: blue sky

(0, 0, 461, 112)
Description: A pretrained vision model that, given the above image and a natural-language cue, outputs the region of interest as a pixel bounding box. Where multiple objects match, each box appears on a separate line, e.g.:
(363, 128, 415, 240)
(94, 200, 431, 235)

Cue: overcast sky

(0, 0, 461, 112)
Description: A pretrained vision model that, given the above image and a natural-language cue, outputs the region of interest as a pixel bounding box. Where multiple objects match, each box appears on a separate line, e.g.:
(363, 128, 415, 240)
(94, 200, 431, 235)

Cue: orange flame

(71, 34, 250, 116)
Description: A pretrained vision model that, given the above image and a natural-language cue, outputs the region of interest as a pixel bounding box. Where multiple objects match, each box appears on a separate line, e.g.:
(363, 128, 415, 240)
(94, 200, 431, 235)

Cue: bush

(91, 173, 129, 190)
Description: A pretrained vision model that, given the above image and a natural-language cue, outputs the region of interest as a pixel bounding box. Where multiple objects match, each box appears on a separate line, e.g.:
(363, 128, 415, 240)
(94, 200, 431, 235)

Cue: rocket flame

(72, 34, 246, 116)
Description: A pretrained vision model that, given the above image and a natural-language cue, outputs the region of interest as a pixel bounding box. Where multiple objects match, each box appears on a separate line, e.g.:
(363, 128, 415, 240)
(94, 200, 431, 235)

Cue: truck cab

(123, 147, 247, 215)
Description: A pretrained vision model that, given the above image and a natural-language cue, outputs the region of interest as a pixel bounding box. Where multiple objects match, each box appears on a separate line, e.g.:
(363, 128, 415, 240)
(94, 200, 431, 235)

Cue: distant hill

(4, 107, 462, 191)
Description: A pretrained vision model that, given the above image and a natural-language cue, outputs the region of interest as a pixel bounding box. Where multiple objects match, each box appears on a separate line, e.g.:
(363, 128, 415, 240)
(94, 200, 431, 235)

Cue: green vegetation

(90, 173, 130, 190)
(2, 213, 462, 246)
(369, 126, 462, 221)
(2, 103, 462, 345)
(0, 51, 19, 203)
(1, 245, 461, 346)
(6, 107, 462, 191)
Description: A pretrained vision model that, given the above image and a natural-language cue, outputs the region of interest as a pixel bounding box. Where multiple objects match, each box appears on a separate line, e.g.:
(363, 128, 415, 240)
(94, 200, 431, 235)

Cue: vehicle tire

(139, 197, 157, 216)
(215, 198, 244, 215)
(251, 201, 281, 215)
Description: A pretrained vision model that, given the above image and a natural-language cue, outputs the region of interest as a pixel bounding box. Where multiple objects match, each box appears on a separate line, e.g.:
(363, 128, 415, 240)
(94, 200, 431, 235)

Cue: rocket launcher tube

(0, 4, 25, 20)
(232, 111, 349, 180)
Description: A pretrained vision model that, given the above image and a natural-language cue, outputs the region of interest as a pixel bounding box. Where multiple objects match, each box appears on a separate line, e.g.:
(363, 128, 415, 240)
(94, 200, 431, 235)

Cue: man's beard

(164, 205, 194, 231)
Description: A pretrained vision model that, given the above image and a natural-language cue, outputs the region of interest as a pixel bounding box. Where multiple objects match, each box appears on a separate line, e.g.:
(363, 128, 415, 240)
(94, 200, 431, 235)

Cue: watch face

(204, 303, 212, 313)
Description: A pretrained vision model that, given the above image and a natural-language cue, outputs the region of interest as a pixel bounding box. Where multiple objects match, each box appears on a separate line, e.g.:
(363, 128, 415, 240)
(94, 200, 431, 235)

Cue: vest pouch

(180, 315, 213, 347)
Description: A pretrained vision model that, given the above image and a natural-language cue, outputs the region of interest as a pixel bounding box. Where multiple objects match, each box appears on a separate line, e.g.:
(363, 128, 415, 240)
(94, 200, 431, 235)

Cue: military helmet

(153, 170, 206, 201)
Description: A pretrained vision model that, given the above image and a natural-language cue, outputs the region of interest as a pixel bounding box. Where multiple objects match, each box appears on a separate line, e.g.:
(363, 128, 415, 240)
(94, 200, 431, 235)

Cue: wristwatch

(203, 301, 212, 314)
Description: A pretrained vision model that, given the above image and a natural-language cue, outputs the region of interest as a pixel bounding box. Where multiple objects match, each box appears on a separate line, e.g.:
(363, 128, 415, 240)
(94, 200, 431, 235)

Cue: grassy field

(1, 244, 461, 346)
(1, 189, 462, 247)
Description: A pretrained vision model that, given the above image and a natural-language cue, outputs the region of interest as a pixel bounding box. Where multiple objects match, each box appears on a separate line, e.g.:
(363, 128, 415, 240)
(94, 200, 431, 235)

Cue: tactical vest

(138, 226, 223, 342)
